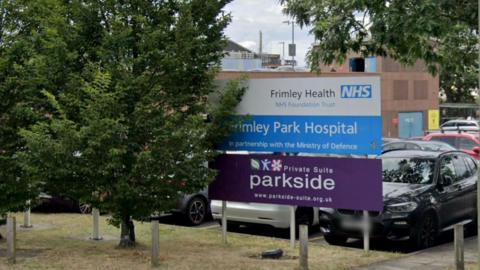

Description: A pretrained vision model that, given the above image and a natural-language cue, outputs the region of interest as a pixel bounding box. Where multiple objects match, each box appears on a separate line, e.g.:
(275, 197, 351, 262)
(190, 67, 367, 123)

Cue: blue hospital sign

(340, 85, 372, 98)
(217, 76, 382, 155)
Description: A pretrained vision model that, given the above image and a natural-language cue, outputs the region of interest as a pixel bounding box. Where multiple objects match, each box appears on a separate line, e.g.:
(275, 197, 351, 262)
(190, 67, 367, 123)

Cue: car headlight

(386, 202, 418, 213)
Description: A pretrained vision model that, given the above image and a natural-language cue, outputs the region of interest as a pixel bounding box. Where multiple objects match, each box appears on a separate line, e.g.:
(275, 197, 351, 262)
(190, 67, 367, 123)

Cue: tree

(281, 0, 479, 102)
(0, 0, 68, 231)
(17, 0, 243, 247)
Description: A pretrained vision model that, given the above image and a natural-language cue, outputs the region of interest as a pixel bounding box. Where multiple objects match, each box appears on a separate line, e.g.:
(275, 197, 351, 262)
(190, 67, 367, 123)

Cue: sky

(223, 0, 315, 67)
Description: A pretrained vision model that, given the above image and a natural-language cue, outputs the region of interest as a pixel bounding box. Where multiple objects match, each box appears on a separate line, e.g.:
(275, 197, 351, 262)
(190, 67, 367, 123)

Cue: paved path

(353, 236, 477, 270)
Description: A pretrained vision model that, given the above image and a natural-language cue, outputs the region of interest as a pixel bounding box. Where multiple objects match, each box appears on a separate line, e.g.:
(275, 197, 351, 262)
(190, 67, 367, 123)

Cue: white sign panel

(218, 76, 382, 155)
(236, 77, 381, 116)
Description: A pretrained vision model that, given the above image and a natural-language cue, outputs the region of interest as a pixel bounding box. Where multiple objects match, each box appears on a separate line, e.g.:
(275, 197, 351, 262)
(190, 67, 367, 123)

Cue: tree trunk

(118, 216, 135, 248)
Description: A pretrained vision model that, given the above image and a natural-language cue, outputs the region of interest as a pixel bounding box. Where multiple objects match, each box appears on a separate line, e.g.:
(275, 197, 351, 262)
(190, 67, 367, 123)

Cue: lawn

(0, 213, 401, 270)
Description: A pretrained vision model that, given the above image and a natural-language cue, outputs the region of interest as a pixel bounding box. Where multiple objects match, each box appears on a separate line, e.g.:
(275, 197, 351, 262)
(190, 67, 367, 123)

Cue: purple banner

(209, 154, 383, 211)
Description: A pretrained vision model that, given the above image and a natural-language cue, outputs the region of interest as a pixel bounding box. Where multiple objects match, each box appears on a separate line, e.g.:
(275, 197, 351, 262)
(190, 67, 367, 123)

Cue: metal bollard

(290, 206, 295, 249)
(363, 210, 370, 253)
(221, 201, 227, 244)
(91, 208, 102, 240)
(21, 200, 32, 228)
(151, 220, 160, 267)
(299, 224, 308, 270)
(7, 216, 16, 264)
(454, 224, 464, 270)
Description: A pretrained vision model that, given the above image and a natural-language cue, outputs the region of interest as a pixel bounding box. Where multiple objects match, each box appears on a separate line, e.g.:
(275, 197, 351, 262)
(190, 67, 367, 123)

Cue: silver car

(440, 119, 480, 132)
(210, 200, 319, 229)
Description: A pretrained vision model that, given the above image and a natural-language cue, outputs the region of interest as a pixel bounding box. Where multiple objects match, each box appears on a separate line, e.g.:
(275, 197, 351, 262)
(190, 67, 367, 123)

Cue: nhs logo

(340, 85, 372, 98)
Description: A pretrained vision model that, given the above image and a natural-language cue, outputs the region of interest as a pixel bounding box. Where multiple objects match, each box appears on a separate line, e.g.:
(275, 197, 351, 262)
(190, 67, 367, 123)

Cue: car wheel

(79, 203, 92, 214)
(324, 234, 348, 245)
(185, 197, 207, 226)
(411, 212, 438, 249)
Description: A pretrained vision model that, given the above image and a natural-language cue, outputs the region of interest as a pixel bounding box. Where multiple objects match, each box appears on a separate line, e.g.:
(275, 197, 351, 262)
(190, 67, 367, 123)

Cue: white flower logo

(250, 159, 260, 170)
(271, 160, 282, 171)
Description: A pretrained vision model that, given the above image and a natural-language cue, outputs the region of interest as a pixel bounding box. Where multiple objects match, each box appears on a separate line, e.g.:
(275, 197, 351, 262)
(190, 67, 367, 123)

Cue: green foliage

(0, 0, 70, 215)
(9, 0, 242, 243)
(281, 0, 479, 102)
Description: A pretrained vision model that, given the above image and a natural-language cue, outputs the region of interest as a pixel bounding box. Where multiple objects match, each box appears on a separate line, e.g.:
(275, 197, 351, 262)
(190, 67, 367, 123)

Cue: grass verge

(0, 213, 401, 270)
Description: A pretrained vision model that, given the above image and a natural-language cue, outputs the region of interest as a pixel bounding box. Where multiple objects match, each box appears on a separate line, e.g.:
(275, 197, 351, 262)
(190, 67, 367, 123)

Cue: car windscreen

(419, 142, 455, 151)
(429, 137, 457, 148)
(382, 157, 435, 184)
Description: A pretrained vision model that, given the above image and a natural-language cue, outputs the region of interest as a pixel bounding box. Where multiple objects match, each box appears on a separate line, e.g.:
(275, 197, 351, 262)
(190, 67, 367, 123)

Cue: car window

(405, 143, 421, 150)
(421, 145, 435, 151)
(439, 156, 457, 186)
(458, 138, 478, 150)
(430, 137, 457, 148)
(437, 143, 456, 151)
(382, 157, 434, 184)
(452, 155, 469, 181)
(464, 157, 478, 176)
(441, 122, 456, 127)
(383, 143, 406, 151)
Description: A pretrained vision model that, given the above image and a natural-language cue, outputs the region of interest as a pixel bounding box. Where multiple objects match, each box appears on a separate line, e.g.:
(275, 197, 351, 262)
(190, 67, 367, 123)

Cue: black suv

(319, 150, 478, 249)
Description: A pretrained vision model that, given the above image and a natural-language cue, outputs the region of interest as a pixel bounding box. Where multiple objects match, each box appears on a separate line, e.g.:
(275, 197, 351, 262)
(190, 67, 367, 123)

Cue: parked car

(319, 150, 478, 249)
(440, 119, 480, 132)
(382, 140, 456, 153)
(35, 190, 210, 226)
(170, 189, 210, 226)
(210, 201, 319, 229)
(423, 133, 480, 160)
(33, 193, 82, 213)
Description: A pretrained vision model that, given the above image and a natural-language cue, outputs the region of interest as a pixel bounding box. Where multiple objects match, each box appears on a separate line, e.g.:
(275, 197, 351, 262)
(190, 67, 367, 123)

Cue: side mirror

(473, 146, 480, 155)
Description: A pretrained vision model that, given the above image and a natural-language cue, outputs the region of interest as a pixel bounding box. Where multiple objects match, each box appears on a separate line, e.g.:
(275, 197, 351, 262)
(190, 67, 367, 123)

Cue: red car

(423, 132, 480, 160)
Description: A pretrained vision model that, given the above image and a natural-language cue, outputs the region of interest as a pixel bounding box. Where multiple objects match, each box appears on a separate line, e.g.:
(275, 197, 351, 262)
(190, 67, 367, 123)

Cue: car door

(450, 154, 475, 221)
(436, 155, 464, 227)
(462, 156, 478, 220)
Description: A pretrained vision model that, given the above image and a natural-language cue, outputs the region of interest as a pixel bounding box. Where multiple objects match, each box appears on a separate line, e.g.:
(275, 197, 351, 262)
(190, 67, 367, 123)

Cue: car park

(423, 132, 480, 160)
(319, 150, 478, 249)
(382, 140, 456, 152)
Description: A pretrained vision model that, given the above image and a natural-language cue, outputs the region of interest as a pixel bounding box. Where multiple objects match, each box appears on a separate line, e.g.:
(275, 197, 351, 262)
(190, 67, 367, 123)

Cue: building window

(414, 80, 428, 100)
(393, 80, 409, 100)
(349, 58, 365, 72)
(348, 57, 376, 72)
